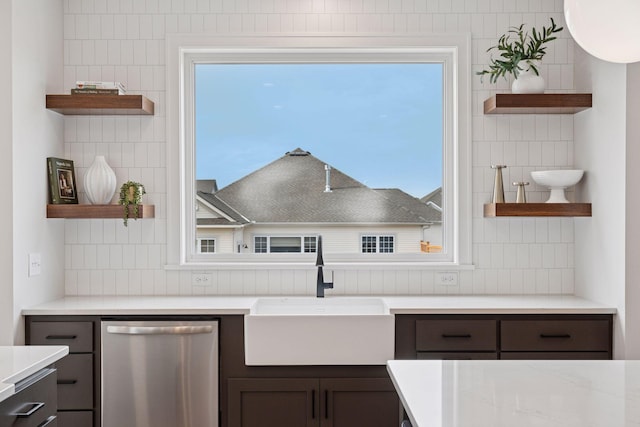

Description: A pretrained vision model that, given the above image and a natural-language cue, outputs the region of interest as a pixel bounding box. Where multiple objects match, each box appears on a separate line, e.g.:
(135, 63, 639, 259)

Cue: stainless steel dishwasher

(101, 318, 219, 427)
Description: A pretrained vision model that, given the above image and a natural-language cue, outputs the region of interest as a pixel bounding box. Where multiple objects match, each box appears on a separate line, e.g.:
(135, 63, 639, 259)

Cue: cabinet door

(57, 411, 93, 427)
(0, 368, 57, 427)
(228, 378, 319, 427)
(56, 354, 94, 410)
(321, 378, 400, 427)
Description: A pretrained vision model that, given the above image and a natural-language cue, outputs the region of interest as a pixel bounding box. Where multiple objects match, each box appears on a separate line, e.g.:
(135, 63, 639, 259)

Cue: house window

(197, 238, 216, 254)
(167, 35, 471, 266)
(362, 236, 377, 253)
(254, 236, 318, 254)
(303, 237, 317, 253)
(361, 236, 394, 254)
(254, 237, 267, 253)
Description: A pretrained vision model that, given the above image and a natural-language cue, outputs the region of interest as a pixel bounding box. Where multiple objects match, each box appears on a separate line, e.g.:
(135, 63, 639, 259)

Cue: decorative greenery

(118, 181, 146, 226)
(477, 18, 563, 84)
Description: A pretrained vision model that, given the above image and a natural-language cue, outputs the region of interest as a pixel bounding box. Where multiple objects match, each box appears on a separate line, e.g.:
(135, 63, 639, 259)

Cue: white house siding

(196, 199, 222, 219)
(244, 224, 428, 254)
(197, 228, 235, 253)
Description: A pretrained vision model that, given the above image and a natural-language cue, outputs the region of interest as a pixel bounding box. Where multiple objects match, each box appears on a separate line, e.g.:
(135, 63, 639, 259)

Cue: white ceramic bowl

(531, 169, 584, 203)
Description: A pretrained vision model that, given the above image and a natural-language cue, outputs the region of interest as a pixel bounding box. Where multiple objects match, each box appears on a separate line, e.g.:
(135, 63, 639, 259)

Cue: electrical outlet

(29, 253, 42, 277)
(192, 273, 213, 286)
(436, 271, 458, 286)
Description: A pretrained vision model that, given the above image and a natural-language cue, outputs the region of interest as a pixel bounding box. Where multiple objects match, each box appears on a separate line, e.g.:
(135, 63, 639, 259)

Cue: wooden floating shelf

(483, 93, 592, 114)
(47, 204, 155, 219)
(484, 203, 592, 217)
(46, 94, 154, 115)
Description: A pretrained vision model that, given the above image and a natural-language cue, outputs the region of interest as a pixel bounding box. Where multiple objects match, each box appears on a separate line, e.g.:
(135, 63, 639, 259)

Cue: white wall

(9, 0, 65, 344)
(0, 0, 14, 345)
(624, 62, 640, 358)
(573, 48, 628, 358)
(61, 0, 579, 296)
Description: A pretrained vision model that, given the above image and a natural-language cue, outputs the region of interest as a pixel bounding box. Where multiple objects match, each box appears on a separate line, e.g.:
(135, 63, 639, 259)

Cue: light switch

(29, 253, 42, 277)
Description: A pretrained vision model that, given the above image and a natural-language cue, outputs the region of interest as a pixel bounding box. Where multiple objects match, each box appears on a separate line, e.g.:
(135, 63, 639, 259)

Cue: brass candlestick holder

(491, 165, 507, 203)
(513, 181, 529, 203)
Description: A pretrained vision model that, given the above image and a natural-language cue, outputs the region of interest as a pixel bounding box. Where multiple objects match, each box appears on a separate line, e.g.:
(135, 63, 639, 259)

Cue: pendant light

(564, 0, 640, 63)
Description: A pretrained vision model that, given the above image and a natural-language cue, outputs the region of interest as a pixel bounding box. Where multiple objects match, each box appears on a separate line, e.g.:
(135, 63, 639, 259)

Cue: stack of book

(71, 81, 126, 95)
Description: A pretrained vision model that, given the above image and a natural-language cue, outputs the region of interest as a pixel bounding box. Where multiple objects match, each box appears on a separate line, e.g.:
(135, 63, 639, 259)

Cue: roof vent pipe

(324, 165, 332, 193)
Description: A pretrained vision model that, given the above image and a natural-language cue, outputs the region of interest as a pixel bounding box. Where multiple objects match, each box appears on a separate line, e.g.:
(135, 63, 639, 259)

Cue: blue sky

(195, 63, 443, 198)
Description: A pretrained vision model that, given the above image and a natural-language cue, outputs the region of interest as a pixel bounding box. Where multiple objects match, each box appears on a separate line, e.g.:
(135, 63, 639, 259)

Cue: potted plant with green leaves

(118, 181, 146, 226)
(477, 18, 563, 93)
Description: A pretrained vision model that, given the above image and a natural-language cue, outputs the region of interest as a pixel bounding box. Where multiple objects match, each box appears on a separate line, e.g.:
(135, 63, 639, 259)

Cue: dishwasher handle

(106, 325, 214, 335)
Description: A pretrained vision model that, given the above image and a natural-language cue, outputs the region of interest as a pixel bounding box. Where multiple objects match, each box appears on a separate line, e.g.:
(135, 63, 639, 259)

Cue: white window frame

(166, 34, 472, 269)
(361, 235, 395, 254)
(196, 238, 217, 254)
(253, 235, 318, 254)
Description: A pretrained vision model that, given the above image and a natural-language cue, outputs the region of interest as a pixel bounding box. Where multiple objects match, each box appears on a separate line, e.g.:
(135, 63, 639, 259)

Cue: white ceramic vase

(84, 155, 116, 204)
(511, 60, 545, 94)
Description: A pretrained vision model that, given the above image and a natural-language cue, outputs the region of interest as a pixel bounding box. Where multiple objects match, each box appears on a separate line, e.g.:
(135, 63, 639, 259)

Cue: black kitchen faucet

(315, 236, 333, 298)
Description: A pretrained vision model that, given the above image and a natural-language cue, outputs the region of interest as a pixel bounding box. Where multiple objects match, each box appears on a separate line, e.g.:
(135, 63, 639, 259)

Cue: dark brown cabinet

(228, 378, 316, 427)
(323, 378, 399, 427)
(26, 317, 100, 427)
(220, 316, 400, 427)
(397, 314, 613, 360)
(24, 311, 613, 427)
(228, 377, 399, 427)
(0, 368, 58, 427)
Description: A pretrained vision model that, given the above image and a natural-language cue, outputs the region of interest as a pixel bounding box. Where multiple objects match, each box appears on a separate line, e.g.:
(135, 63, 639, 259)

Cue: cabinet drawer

(56, 354, 93, 410)
(417, 352, 497, 360)
(0, 368, 57, 427)
(29, 322, 93, 353)
(501, 320, 610, 352)
(416, 319, 497, 351)
(57, 411, 93, 427)
(500, 351, 610, 360)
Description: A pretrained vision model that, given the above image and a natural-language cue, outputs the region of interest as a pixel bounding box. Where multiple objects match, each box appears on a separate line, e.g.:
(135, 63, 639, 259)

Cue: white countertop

(22, 295, 616, 315)
(0, 346, 69, 403)
(387, 359, 640, 427)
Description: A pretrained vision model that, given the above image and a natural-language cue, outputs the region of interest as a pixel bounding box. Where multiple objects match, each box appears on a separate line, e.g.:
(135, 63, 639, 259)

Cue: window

(197, 238, 216, 254)
(254, 236, 317, 254)
(167, 35, 471, 266)
(361, 235, 394, 254)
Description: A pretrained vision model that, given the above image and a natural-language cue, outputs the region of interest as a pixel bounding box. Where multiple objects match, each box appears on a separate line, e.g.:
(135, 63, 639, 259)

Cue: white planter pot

(84, 155, 116, 204)
(511, 60, 545, 94)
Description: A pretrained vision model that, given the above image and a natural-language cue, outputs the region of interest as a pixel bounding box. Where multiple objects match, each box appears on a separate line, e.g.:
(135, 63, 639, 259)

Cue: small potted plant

(477, 18, 563, 93)
(118, 181, 146, 226)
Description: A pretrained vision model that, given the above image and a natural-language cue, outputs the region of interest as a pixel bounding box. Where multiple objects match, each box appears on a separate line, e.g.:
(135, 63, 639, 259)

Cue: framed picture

(47, 157, 78, 204)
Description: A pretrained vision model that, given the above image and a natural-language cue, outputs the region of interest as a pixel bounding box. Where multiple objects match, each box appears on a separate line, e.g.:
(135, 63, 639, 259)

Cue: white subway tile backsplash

(60, 0, 578, 296)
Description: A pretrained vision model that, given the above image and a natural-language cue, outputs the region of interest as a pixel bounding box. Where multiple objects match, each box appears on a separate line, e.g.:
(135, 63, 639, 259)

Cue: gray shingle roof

(197, 191, 250, 225)
(211, 148, 441, 224)
(374, 188, 441, 223)
(421, 186, 442, 209)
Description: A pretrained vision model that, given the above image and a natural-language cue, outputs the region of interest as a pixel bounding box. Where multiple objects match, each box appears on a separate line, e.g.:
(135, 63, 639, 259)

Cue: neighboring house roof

(374, 188, 441, 223)
(197, 191, 250, 226)
(208, 148, 441, 224)
(197, 179, 218, 194)
(421, 186, 442, 211)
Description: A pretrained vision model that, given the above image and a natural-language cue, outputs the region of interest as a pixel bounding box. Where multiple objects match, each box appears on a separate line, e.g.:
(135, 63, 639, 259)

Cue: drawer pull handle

(311, 389, 316, 419)
(441, 334, 472, 339)
(38, 415, 57, 427)
(57, 379, 78, 385)
(540, 333, 571, 339)
(13, 402, 44, 417)
(324, 389, 329, 419)
(45, 334, 77, 340)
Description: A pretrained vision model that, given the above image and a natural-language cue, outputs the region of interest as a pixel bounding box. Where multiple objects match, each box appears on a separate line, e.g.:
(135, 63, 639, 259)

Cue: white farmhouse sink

(244, 297, 395, 366)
